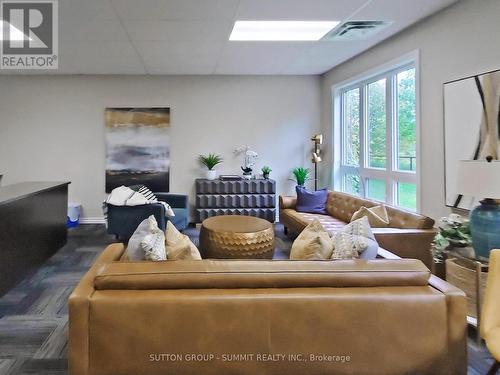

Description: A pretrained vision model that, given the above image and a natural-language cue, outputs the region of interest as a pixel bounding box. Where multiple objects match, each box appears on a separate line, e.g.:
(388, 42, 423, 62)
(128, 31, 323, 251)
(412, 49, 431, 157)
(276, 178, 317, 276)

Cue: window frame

(332, 52, 420, 211)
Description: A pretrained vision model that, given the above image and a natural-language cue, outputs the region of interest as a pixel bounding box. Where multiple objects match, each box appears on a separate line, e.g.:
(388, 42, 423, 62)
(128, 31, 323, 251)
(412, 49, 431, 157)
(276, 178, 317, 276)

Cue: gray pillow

(127, 215, 161, 260)
(358, 238, 379, 260)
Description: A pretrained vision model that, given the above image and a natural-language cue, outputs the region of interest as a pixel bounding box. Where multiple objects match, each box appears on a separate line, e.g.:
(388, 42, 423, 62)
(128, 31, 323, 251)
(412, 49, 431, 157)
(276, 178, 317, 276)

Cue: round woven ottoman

(199, 215, 275, 259)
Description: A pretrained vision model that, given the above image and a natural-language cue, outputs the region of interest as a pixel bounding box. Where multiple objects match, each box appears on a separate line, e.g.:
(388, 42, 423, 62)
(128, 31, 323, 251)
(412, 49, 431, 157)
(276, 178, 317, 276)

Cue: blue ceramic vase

(470, 199, 500, 261)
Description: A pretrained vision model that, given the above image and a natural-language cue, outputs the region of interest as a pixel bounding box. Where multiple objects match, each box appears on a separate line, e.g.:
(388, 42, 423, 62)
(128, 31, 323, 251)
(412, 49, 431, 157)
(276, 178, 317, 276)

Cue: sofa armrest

(372, 228, 437, 269)
(377, 247, 467, 374)
(428, 275, 468, 374)
(279, 195, 297, 209)
(69, 243, 125, 375)
(155, 193, 188, 208)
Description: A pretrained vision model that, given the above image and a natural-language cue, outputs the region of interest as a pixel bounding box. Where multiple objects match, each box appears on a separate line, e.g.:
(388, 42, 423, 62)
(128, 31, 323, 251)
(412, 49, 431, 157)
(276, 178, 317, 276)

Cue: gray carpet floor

(0, 224, 494, 374)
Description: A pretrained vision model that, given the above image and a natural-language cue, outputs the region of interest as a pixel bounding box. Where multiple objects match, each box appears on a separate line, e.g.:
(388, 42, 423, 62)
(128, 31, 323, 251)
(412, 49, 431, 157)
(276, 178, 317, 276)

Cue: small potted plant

(291, 167, 310, 187)
(198, 154, 223, 180)
(431, 213, 472, 278)
(261, 166, 272, 179)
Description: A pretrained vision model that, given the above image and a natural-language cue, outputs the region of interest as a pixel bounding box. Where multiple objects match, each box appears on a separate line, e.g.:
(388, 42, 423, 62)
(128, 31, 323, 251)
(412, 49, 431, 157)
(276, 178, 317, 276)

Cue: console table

(0, 181, 69, 295)
(195, 179, 276, 222)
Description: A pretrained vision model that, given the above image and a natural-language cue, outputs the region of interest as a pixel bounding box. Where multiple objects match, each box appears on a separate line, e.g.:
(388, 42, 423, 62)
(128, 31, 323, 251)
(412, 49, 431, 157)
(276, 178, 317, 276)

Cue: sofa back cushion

(325, 191, 434, 229)
(94, 259, 430, 290)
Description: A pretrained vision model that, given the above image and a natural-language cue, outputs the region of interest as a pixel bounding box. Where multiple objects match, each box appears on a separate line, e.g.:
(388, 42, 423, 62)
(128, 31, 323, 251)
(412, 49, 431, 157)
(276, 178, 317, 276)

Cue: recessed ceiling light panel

(229, 20, 340, 41)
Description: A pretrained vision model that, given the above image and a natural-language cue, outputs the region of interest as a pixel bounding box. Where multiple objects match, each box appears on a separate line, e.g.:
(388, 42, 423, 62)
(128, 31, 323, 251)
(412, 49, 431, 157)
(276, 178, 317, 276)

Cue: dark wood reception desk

(0, 181, 69, 296)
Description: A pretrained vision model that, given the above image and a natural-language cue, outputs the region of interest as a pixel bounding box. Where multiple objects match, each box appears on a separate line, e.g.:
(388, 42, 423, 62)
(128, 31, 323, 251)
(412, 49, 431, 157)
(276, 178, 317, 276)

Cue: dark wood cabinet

(195, 179, 276, 222)
(0, 182, 69, 296)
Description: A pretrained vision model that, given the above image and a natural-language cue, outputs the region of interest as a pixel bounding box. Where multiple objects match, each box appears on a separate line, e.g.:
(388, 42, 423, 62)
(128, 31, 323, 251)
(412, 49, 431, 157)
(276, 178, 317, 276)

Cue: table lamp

(456, 157, 500, 261)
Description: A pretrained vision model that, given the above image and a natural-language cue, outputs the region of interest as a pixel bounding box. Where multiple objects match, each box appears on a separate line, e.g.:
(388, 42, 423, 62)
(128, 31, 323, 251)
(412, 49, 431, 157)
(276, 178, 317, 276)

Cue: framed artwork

(105, 107, 170, 193)
(444, 69, 500, 209)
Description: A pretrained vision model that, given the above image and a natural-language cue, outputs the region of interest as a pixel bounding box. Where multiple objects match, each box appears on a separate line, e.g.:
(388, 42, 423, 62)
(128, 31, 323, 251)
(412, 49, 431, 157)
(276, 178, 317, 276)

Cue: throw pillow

(165, 221, 202, 260)
(295, 186, 328, 214)
(141, 231, 166, 261)
(351, 205, 390, 228)
(331, 216, 378, 260)
(129, 185, 175, 217)
(128, 215, 162, 261)
(290, 219, 334, 260)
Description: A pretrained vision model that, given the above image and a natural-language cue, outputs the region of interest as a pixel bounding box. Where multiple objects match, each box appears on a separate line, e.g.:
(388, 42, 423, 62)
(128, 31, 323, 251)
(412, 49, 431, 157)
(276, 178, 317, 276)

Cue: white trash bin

(67, 202, 81, 228)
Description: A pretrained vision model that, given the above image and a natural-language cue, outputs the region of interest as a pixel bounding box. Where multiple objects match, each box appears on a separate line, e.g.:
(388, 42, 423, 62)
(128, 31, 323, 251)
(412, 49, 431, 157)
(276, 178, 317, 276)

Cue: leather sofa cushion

(325, 191, 434, 229)
(281, 208, 346, 235)
(94, 259, 430, 290)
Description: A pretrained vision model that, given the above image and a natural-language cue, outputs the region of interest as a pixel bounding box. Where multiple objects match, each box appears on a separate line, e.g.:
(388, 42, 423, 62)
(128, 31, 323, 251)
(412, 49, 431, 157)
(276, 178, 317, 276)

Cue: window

(337, 64, 418, 210)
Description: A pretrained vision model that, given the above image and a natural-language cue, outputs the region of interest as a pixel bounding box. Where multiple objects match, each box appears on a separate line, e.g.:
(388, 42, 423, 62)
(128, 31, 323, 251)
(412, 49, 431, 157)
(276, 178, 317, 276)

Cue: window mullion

(358, 82, 367, 197)
(359, 84, 367, 197)
(386, 73, 395, 205)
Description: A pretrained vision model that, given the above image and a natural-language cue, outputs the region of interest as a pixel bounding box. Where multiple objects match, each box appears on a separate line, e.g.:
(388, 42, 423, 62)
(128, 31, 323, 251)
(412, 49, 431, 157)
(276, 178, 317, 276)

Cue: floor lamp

(311, 134, 323, 191)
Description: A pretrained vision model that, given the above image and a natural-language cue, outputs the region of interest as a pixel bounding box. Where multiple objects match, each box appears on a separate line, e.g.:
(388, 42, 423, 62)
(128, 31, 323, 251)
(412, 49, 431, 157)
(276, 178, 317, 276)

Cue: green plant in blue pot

(456, 157, 500, 261)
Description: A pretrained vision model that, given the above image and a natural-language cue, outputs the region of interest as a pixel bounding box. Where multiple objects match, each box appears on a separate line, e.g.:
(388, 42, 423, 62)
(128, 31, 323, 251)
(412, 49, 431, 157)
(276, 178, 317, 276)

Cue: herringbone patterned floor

(0, 224, 494, 374)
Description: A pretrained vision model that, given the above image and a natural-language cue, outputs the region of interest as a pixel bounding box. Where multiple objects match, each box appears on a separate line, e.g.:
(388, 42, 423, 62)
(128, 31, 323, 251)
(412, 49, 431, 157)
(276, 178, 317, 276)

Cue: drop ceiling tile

(215, 43, 312, 75)
(1, 0, 461, 75)
(60, 18, 129, 41)
(235, 0, 368, 20)
(134, 41, 220, 74)
(123, 19, 233, 42)
(111, 0, 239, 20)
(62, 41, 146, 74)
(282, 41, 370, 74)
(146, 62, 216, 75)
(358, 0, 457, 21)
(60, 0, 118, 21)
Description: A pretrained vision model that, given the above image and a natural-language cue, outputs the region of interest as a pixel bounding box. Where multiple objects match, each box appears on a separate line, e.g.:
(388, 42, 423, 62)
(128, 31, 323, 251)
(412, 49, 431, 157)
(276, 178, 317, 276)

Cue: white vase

(206, 169, 217, 180)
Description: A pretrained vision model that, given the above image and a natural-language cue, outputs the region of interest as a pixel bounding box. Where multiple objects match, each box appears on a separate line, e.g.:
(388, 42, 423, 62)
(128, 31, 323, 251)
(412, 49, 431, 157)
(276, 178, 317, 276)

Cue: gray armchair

(107, 193, 189, 240)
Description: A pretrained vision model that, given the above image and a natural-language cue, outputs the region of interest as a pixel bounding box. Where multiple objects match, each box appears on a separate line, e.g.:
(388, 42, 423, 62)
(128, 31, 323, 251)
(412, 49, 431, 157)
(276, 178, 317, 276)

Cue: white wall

(321, 0, 500, 220)
(0, 75, 321, 219)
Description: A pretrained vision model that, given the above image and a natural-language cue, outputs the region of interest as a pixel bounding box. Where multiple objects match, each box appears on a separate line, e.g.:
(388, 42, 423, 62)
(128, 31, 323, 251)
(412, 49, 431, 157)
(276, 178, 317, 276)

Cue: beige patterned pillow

(141, 231, 166, 261)
(290, 219, 334, 260)
(127, 215, 162, 261)
(351, 205, 389, 228)
(332, 216, 377, 259)
(165, 222, 202, 260)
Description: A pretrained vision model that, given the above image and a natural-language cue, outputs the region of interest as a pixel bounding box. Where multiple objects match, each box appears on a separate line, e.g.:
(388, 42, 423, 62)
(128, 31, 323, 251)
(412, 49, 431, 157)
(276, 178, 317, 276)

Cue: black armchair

(107, 193, 189, 240)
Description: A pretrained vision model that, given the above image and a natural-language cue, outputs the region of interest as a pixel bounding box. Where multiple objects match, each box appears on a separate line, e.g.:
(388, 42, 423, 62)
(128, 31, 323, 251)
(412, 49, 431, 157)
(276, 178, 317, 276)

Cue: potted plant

(291, 167, 310, 187)
(431, 213, 472, 278)
(198, 154, 223, 180)
(261, 166, 272, 179)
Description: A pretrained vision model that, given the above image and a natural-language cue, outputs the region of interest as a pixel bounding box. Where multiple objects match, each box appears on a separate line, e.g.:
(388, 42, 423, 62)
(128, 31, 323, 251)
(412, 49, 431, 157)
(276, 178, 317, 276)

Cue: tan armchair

(481, 249, 500, 374)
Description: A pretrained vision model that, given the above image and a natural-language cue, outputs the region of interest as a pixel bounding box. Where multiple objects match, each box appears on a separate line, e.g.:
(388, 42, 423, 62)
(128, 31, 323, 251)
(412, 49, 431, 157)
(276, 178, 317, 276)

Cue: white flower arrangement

(234, 145, 258, 173)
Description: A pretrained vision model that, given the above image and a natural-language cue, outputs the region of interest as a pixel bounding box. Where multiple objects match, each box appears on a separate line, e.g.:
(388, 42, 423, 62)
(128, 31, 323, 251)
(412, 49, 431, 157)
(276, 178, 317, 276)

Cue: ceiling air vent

(322, 21, 392, 41)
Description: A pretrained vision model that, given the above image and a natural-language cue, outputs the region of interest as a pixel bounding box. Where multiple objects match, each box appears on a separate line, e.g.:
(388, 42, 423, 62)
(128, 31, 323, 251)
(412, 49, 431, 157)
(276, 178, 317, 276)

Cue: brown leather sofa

(69, 243, 466, 375)
(280, 190, 436, 268)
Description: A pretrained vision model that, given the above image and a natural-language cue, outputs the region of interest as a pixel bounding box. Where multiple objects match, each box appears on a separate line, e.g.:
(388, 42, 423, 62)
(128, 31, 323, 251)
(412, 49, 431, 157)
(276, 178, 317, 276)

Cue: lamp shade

(456, 160, 500, 199)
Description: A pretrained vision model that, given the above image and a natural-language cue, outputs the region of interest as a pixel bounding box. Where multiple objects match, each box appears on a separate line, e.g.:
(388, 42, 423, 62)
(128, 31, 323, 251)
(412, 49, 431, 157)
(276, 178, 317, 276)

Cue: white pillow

(126, 191, 150, 206)
(141, 231, 166, 261)
(127, 215, 162, 260)
(331, 216, 378, 260)
(106, 185, 133, 206)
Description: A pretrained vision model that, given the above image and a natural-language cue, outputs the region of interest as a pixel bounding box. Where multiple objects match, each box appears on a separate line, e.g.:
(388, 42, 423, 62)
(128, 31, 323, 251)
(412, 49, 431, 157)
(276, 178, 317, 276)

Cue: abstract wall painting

(105, 108, 170, 193)
(444, 69, 500, 209)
